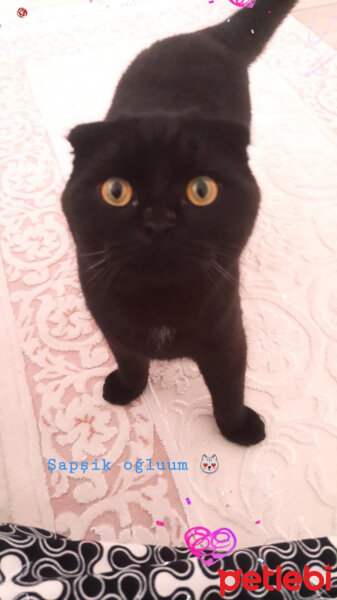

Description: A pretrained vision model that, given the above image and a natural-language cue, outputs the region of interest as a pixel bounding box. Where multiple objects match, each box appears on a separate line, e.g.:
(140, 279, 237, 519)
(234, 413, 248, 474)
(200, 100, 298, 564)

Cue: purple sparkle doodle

(184, 526, 237, 566)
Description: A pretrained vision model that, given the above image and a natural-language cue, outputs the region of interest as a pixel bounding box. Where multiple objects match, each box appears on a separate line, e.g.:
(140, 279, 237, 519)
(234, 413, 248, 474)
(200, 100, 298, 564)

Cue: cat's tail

(203, 0, 299, 65)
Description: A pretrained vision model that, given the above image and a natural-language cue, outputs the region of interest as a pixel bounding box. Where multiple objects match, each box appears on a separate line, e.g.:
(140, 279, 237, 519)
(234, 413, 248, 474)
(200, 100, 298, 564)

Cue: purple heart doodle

(228, 0, 257, 7)
(184, 526, 237, 566)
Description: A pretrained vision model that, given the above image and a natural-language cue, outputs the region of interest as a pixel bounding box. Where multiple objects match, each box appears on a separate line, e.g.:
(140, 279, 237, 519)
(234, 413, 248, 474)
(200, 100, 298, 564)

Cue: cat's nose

(143, 207, 176, 236)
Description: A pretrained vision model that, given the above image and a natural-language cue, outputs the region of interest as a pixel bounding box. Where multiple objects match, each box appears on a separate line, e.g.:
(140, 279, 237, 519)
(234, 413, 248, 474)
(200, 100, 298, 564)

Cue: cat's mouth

(137, 250, 197, 277)
(108, 237, 235, 291)
(132, 235, 208, 272)
(81, 237, 233, 293)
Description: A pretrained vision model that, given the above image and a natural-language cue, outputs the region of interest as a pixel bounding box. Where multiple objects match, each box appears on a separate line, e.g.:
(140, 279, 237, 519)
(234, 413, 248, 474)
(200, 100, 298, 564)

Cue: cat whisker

(181, 241, 240, 271)
(84, 249, 140, 289)
(102, 266, 121, 298)
(205, 256, 259, 315)
(192, 238, 241, 254)
(78, 249, 106, 258)
(79, 241, 139, 261)
(85, 258, 114, 287)
(83, 255, 109, 274)
(215, 249, 239, 259)
(209, 260, 237, 286)
(82, 246, 137, 280)
(202, 264, 219, 289)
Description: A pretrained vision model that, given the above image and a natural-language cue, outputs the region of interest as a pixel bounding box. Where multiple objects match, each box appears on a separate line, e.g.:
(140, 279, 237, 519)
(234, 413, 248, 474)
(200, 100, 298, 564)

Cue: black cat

(61, 0, 298, 446)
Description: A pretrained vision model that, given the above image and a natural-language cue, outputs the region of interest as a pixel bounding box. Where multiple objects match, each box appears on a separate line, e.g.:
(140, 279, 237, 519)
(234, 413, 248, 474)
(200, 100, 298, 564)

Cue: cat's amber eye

(101, 178, 133, 207)
(186, 176, 218, 206)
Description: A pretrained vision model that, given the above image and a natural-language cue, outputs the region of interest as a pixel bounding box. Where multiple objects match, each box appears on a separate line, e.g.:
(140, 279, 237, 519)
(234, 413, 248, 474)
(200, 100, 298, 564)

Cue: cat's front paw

(103, 370, 147, 405)
(220, 407, 266, 446)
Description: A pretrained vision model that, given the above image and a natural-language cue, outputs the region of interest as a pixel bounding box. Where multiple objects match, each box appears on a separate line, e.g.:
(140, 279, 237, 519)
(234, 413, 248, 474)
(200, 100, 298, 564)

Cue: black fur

(62, 0, 298, 446)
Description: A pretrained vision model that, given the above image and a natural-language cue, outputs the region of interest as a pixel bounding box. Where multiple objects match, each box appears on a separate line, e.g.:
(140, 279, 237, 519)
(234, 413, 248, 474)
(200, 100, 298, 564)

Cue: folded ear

(66, 121, 112, 159)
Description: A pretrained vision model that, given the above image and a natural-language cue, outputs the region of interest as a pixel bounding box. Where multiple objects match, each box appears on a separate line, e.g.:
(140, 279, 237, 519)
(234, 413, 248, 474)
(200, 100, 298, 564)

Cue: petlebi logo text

(218, 564, 333, 596)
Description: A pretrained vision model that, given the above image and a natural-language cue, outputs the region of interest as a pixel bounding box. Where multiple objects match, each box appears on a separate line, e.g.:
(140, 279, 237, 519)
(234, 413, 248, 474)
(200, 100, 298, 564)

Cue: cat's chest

(147, 325, 176, 351)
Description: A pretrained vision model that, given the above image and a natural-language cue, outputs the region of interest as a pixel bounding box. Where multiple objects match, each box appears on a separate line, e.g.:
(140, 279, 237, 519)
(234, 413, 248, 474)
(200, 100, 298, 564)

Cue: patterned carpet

(0, 525, 337, 599)
(0, 0, 336, 552)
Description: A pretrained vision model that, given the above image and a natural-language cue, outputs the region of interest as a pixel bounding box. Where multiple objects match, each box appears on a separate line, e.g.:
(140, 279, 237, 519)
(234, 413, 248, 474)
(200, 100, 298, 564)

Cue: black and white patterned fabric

(0, 524, 336, 599)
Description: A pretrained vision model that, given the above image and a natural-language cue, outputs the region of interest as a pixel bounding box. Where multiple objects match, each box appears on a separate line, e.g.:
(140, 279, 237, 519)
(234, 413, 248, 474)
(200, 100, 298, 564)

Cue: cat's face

(62, 114, 260, 292)
(200, 454, 219, 474)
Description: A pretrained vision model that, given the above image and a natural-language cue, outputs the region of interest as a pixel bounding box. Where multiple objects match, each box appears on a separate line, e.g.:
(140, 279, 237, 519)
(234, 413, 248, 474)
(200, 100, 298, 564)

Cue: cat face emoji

(200, 454, 219, 474)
